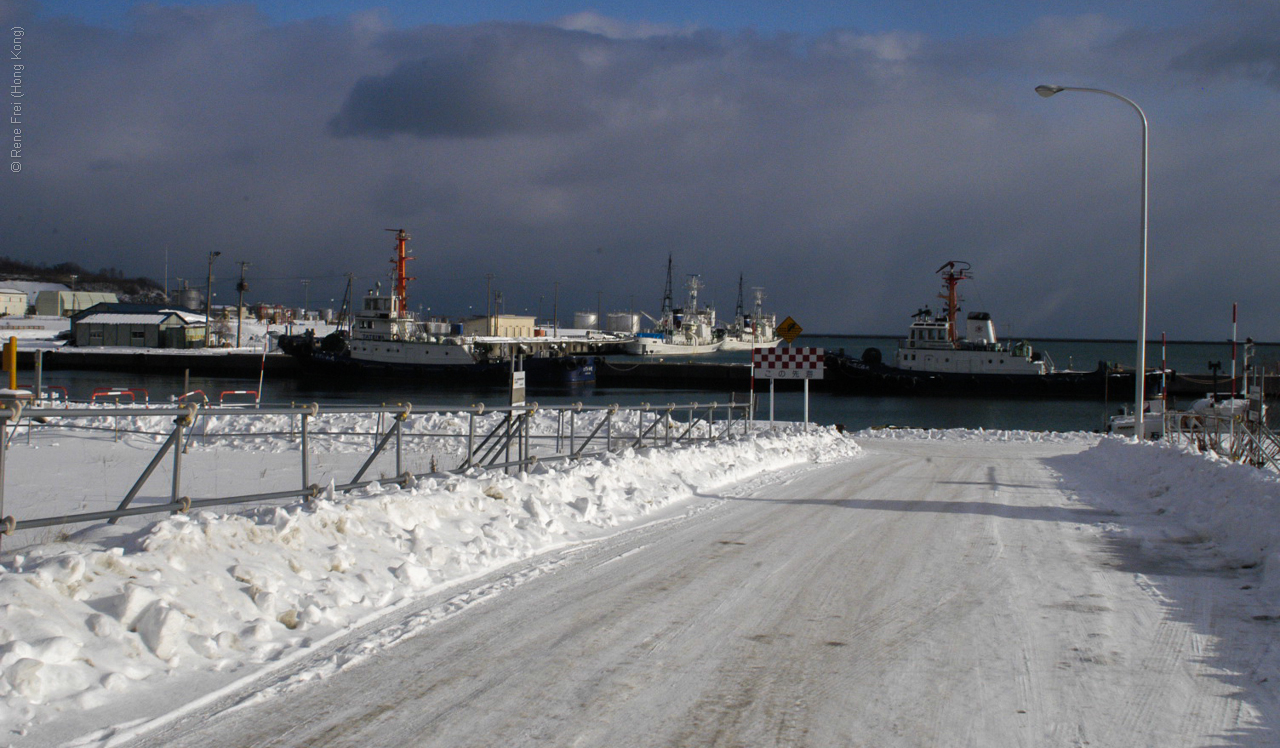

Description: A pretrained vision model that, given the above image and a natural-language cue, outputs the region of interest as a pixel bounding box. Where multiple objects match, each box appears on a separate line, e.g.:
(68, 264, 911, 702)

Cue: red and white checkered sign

(753, 347, 824, 379)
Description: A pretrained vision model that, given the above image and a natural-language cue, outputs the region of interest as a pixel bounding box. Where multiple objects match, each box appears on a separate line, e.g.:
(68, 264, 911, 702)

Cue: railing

(0, 400, 751, 541)
(1163, 410, 1280, 472)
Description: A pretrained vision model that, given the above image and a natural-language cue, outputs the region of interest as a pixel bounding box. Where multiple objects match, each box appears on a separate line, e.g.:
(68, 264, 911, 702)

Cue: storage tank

(606, 312, 640, 334)
(176, 288, 204, 312)
(573, 311, 599, 329)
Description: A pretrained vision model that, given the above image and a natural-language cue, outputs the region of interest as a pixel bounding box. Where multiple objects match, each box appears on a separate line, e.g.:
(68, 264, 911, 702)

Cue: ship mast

(935, 260, 972, 344)
(734, 273, 745, 324)
(385, 228, 414, 314)
(659, 253, 674, 331)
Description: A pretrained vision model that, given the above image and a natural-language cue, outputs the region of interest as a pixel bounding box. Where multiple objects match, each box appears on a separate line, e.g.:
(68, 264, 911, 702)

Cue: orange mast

(385, 228, 414, 313)
(935, 261, 972, 344)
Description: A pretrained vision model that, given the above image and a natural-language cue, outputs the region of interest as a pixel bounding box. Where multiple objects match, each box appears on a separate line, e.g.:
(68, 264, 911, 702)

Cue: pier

(14, 349, 1280, 400)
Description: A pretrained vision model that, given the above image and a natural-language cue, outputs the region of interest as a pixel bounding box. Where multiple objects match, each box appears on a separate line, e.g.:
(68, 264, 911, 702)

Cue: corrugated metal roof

(75, 310, 205, 326)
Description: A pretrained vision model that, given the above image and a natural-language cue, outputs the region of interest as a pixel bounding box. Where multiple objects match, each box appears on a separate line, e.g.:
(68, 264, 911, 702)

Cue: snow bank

(1051, 435, 1280, 568)
(0, 423, 857, 738)
(854, 426, 1094, 444)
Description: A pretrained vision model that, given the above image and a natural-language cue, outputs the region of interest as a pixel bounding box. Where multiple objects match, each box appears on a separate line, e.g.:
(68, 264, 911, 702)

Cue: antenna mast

(734, 273, 744, 322)
(385, 228, 413, 313)
(935, 260, 972, 343)
(659, 253, 674, 330)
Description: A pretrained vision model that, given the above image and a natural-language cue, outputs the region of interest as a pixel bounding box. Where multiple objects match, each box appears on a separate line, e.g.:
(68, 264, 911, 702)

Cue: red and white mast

(936, 261, 972, 344)
(385, 228, 414, 314)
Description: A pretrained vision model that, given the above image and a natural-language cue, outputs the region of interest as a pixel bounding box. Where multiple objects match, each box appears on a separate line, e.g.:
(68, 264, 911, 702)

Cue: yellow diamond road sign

(776, 316, 802, 343)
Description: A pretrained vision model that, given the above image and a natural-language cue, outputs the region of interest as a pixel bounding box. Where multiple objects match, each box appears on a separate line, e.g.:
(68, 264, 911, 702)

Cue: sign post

(752, 316, 822, 431)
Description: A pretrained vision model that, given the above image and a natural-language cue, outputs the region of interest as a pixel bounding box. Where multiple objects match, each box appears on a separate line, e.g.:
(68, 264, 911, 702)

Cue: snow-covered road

(123, 437, 1270, 747)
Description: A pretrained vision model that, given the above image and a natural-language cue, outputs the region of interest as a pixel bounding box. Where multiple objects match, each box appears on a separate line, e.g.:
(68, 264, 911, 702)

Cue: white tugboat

(278, 229, 594, 385)
(824, 261, 1127, 397)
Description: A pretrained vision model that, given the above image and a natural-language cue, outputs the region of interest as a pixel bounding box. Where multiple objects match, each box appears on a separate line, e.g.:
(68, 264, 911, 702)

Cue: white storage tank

(606, 312, 640, 334)
(573, 311, 599, 329)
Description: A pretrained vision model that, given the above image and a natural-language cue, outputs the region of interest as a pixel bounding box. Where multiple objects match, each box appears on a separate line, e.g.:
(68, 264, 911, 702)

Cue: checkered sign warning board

(753, 347, 824, 380)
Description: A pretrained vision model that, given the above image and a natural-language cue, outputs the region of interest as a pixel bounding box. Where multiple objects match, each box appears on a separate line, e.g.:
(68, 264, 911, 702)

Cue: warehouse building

(69, 303, 207, 348)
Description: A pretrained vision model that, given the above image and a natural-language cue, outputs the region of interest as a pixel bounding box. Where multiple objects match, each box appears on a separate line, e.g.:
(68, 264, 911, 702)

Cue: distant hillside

(0, 257, 165, 304)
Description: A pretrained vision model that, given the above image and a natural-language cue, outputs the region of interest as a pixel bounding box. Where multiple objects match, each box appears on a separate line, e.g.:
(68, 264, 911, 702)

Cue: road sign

(775, 316, 803, 343)
(753, 347, 824, 380)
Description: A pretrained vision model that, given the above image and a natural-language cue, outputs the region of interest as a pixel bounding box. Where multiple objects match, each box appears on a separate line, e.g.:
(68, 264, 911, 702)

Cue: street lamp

(1036, 84, 1149, 438)
(204, 250, 221, 347)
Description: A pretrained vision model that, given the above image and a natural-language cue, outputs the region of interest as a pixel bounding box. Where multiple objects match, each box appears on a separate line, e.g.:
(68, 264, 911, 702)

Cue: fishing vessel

(624, 256, 721, 355)
(719, 276, 779, 351)
(278, 230, 595, 385)
(823, 261, 1137, 398)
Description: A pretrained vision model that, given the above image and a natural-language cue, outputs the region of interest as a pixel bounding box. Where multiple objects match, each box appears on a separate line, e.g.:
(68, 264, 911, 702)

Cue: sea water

(27, 337, 1280, 433)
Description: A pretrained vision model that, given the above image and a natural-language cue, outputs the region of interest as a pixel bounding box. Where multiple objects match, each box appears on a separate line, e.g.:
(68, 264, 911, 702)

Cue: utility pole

(301, 279, 311, 319)
(204, 251, 221, 347)
(236, 262, 251, 348)
(485, 273, 495, 335)
(553, 281, 559, 337)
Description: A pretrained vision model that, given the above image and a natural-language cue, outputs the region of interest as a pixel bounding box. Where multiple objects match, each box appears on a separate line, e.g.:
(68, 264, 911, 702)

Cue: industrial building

(69, 303, 207, 348)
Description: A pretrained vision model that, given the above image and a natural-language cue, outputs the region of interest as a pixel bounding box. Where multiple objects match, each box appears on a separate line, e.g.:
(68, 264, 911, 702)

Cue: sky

(2, 0, 1279, 339)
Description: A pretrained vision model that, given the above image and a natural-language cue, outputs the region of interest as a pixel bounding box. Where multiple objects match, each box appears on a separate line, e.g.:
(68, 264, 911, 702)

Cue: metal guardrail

(0, 400, 751, 542)
(1163, 410, 1280, 472)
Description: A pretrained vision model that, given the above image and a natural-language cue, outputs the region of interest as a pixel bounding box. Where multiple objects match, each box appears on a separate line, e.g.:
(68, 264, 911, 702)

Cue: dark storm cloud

(5, 3, 1280, 339)
(330, 26, 609, 138)
(1172, 18, 1280, 88)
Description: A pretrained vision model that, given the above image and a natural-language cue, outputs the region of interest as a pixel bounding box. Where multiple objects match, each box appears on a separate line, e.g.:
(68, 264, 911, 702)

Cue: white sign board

(753, 347, 824, 380)
(510, 370, 526, 406)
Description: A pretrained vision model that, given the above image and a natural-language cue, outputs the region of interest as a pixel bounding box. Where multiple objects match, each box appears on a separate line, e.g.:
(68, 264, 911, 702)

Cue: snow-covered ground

(0, 407, 856, 745)
(3, 412, 1280, 745)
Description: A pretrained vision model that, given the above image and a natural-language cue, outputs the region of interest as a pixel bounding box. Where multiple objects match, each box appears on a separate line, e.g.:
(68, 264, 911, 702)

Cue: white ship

(719, 276, 780, 351)
(890, 261, 1051, 376)
(624, 256, 721, 355)
(279, 230, 594, 384)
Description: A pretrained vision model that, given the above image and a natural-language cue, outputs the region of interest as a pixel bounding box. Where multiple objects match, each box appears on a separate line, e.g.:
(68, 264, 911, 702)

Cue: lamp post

(204, 250, 221, 347)
(1036, 84, 1149, 438)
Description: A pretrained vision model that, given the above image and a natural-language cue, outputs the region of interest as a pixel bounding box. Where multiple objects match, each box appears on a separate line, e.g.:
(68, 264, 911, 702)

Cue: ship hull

(277, 334, 595, 387)
(623, 337, 722, 355)
(719, 338, 781, 351)
(822, 351, 1155, 400)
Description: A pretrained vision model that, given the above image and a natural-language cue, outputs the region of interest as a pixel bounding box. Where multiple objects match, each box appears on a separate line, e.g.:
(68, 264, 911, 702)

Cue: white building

(34, 291, 118, 317)
(0, 289, 27, 317)
(460, 315, 537, 338)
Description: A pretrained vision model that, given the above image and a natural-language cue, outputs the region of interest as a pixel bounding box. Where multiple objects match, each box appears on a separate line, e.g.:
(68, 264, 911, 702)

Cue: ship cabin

(354, 291, 412, 342)
(897, 311, 1048, 375)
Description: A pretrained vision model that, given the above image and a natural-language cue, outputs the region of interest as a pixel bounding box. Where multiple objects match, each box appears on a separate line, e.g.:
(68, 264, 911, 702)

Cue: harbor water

(26, 336, 1280, 434)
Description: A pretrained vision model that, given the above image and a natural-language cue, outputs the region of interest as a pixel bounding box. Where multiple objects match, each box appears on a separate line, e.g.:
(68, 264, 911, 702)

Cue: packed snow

(0, 405, 857, 745)
(2, 405, 1280, 745)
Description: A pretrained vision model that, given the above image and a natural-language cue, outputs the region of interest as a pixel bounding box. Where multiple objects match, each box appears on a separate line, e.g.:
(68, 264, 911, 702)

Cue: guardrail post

(606, 407, 613, 452)
(300, 405, 313, 491)
(396, 405, 412, 477)
(504, 412, 513, 475)
(0, 405, 11, 549)
(467, 408, 477, 469)
(110, 404, 194, 524)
